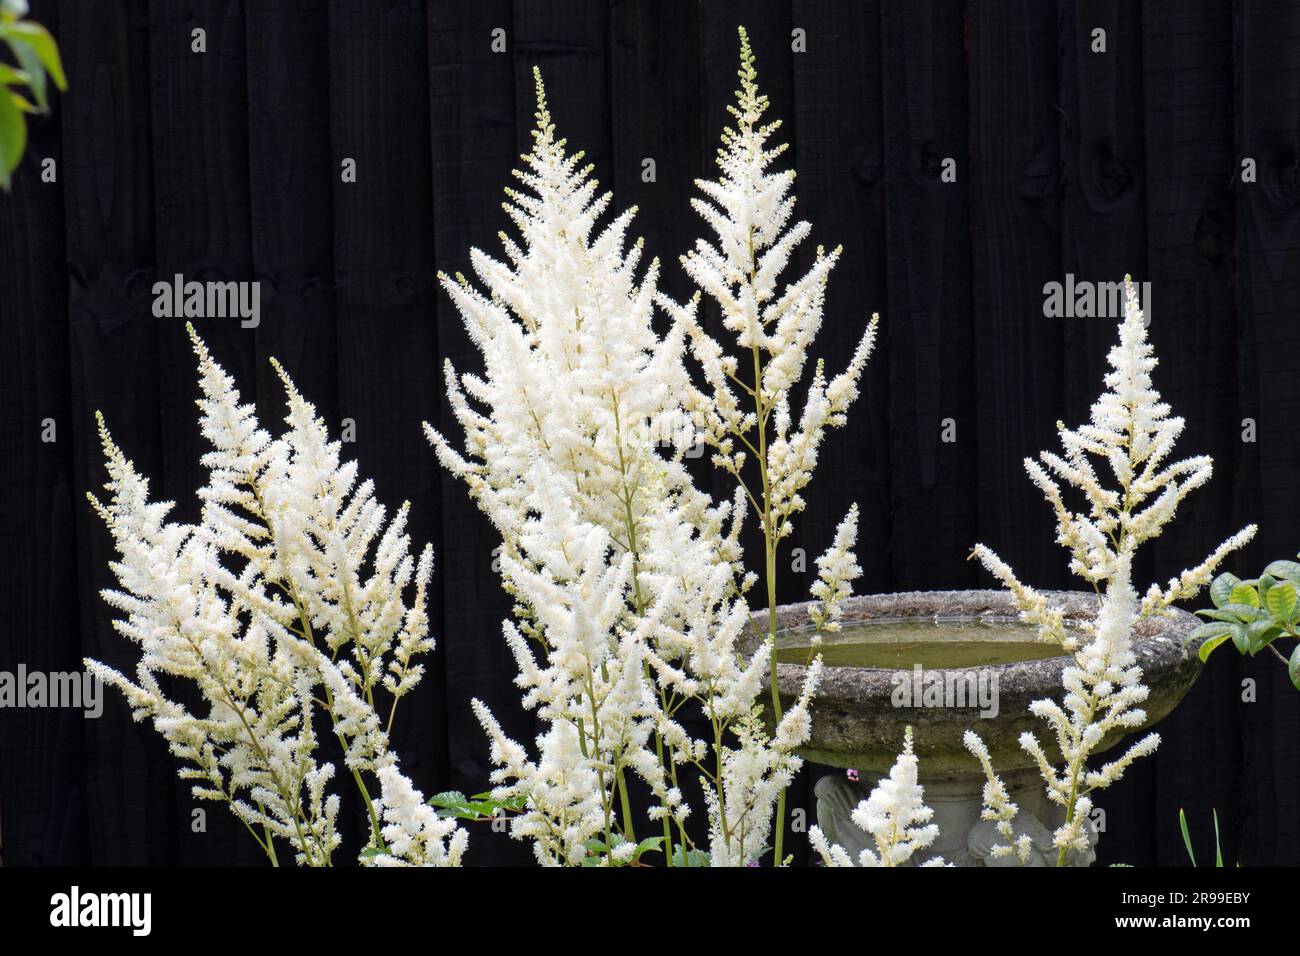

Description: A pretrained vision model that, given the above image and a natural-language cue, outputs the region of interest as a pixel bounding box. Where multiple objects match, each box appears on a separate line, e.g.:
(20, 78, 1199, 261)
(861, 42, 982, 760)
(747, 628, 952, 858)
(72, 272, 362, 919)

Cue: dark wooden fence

(1, 0, 1297, 865)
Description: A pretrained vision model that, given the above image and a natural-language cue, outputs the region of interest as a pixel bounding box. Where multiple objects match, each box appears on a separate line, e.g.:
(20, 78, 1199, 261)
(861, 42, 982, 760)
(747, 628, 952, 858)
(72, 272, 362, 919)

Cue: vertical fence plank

(1141, 0, 1242, 867)
(1056, 0, 1156, 865)
(1057, 0, 1148, 425)
(0, 0, 82, 867)
(148, 0, 259, 864)
(785, 0, 891, 866)
(1233, 0, 1300, 867)
(609, 0, 703, 305)
(240, 0, 341, 864)
(879, 0, 976, 590)
(792, 0, 891, 591)
(244, 2, 337, 428)
(966, 0, 1064, 584)
(58, 0, 175, 865)
(426, 0, 529, 864)
(326, 0, 445, 851)
(513, 1, 609, 183)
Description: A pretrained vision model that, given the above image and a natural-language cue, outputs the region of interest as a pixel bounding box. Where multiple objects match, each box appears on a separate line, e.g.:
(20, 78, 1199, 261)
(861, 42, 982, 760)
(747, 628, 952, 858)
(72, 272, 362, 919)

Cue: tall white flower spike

(428, 65, 825, 867)
(969, 278, 1255, 865)
(656, 24, 877, 865)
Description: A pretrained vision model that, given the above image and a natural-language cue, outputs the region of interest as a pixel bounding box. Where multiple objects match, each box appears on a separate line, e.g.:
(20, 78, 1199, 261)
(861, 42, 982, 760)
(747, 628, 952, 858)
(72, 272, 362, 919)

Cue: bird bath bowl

(746, 590, 1204, 866)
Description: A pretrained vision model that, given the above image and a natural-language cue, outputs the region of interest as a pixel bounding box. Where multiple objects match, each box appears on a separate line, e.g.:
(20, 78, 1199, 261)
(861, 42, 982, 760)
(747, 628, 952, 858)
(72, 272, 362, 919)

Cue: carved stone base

(814, 770, 1098, 867)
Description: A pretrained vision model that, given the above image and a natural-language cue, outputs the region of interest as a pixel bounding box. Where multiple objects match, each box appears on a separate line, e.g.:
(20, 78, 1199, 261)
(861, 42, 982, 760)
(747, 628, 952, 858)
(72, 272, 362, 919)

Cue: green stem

(608, 387, 675, 862)
(749, 284, 786, 866)
(616, 766, 637, 843)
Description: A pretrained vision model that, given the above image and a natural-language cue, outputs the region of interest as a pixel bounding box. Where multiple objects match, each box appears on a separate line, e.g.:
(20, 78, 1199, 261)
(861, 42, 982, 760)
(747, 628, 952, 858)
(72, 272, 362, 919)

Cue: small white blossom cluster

(428, 54, 849, 867)
(963, 730, 1033, 864)
(809, 504, 862, 632)
(87, 326, 464, 867)
(809, 728, 947, 867)
(969, 279, 1255, 864)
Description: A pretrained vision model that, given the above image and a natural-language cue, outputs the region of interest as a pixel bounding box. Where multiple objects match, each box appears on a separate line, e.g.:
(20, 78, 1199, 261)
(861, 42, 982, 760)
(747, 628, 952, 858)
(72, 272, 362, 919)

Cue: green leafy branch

(1192, 556, 1300, 689)
(0, 0, 66, 190)
(427, 790, 527, 822)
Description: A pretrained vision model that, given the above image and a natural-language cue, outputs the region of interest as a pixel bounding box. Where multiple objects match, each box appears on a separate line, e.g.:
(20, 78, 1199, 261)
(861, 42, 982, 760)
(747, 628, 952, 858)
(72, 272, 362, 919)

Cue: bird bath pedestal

(749, 590, 1203, 866)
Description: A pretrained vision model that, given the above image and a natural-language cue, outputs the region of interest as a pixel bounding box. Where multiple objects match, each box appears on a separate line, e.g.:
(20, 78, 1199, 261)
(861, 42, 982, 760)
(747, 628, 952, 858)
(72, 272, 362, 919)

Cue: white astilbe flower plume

(666, 27, 878, 547)
(963, 730, 1033, 865)
(809, 503, 862, 632)
(372, 765, 468, 867)
(971, 278, 1255, 865)
(657, 25, 877, 863)
(809, 728, 947, 867)
(468, 478, 672, 866)
(86, 326, 462, 867)
(427, 66, 822, 867)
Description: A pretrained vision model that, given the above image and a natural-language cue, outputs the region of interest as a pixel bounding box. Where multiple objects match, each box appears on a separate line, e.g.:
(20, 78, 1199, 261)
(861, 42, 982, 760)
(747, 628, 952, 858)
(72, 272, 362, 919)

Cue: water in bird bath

(774, 617, 1069, 670)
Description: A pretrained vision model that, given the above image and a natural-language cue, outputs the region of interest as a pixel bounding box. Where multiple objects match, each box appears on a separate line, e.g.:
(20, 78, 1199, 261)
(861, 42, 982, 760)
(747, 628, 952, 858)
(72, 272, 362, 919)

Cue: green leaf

(470, 791, 526, 812)
(2, 21, 65, 91)
(1210, 573, 1239, 608)
(5, 34, 45, 111)
(671, 846, 710, 867)
(427, 789, 511, 821)
(427, 789, 467, 807)
(1196, 608, 1253, 624)
(1179, 808, 1196, 867)
(1229, 622, 1250, 655)
(0, 63, 29, 85)
(1229, 584, 1259, 608)
(1212, 809, 1223, 868)
(1289, 644, 1300, 692)
(1245, 619, 1282, 655)
(635, 836, 665, 857)
(0, 86, 24, 189)
(1198, 633, 1232, 663)
(1264, 560, 1300, 584)
(1265, 581, 1297, 621)
(1220, 603, 1265, 621)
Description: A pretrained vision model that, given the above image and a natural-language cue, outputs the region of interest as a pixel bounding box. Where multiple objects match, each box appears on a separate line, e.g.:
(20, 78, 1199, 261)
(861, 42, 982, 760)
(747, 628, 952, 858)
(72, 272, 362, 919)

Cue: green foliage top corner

(0, 0, 66, 190)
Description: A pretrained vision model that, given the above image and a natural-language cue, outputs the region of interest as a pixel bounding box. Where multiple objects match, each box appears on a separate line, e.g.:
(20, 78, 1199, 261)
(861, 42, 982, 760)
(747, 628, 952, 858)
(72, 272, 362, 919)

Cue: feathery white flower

(371, 765, 468, 867)
(963, 730, 1033, 865)
(429, 63, 825, 867)
(88, 326, 460, 866)
(670, 28, 878, 547)
(809, 503, 862, 632)
(972, 278, 1255, 864)
(660, 24, 877, 864)
(809, 728, 947, 867)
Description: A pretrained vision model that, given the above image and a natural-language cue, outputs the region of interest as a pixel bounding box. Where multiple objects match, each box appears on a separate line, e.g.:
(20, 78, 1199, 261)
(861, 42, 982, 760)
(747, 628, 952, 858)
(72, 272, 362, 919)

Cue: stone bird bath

(747, 590, 1204, 866)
